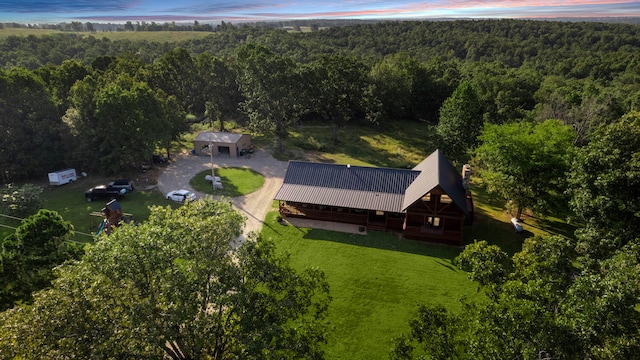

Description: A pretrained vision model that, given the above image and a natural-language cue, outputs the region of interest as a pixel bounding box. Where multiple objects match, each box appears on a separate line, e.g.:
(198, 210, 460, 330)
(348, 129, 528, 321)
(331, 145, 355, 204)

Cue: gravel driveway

(157, 149, 288, 243)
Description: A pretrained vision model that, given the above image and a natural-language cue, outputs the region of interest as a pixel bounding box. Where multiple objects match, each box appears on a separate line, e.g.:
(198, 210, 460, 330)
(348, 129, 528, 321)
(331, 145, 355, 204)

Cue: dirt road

(157, 149, 288, 242)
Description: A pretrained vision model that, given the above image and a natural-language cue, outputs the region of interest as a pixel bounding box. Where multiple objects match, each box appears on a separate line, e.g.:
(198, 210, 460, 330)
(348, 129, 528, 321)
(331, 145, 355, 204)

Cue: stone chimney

(461, 164, 471, 192)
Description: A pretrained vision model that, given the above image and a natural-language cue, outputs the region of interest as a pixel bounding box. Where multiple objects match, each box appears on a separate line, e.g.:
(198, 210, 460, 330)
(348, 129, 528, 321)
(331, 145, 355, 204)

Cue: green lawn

(260, 212, 483, 360)
(259, 120, 437, 168)
(189, 168, 265, 197)
(40, 180, 173, 242)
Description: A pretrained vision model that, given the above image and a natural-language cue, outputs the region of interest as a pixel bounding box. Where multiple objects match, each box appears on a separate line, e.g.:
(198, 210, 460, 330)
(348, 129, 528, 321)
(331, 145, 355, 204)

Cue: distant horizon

(3, 16, 640, 27)
(1, 0, 640, 25)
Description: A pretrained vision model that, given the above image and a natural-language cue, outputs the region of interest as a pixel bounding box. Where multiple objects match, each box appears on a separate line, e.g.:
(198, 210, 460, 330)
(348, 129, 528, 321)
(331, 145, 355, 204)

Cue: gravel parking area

(157, 149, 288, 242)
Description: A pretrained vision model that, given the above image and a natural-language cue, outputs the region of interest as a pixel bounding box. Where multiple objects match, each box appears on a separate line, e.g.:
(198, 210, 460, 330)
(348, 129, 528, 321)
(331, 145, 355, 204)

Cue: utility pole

(210, 140, 215, 192)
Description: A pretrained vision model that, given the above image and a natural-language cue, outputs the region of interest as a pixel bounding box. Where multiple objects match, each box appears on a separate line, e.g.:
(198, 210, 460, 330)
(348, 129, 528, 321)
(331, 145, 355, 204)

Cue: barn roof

(194, 132, 245, 143)
(274, 149, 469, 215)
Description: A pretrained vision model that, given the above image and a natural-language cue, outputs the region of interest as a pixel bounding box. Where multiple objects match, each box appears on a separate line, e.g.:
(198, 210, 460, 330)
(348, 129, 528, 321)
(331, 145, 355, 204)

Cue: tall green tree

(567, 111, 640, 260)
(149, 48, 207, 119)
(65, 72, 173, 173)
(0, 68, 64, 182)
(454, 240, 510, 296)
(473, 119, 575, 219)
(0, 199, 330, 359)
(93, 74, 169, 172)
(36, 60, 90, 115)
(464, 62, 539, 125)
(308, 55, 373, 144)
(157, 92, 188, 160)
(436, 81, 484, 165)
(196, 54, 242, 132)
(0, 209, 81, 311)
(369, 53, 415, 121)
(534, 77, 623, 145)
(236, 44, 303, 152)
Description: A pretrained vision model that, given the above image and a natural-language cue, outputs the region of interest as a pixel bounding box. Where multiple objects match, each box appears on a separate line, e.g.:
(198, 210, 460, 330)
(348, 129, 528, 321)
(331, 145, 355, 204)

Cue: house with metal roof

(274, 149, 473, 245)
(193, 132, 252, 157)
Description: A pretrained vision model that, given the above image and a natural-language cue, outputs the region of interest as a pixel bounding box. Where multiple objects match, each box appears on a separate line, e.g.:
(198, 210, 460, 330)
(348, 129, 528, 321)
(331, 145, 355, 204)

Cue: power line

(0, 213, 22, 221)
(0, 213, 94, 242)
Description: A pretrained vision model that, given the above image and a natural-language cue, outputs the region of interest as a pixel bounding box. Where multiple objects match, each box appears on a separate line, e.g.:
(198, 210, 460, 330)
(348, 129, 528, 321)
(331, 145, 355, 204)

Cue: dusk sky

(1, 0, 640, 24)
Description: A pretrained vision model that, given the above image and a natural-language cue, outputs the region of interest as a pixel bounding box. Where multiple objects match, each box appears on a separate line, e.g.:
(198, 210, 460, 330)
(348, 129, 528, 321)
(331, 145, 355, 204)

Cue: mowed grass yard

(37, 176, 174, 242)
(189, 168, 264, 197)
(261, 211, 483, 359)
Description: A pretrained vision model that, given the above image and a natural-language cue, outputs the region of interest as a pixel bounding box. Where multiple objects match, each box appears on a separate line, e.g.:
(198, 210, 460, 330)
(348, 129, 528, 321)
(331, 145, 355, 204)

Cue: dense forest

(2, 19, 640, 181)
(0, 19, 639, 359)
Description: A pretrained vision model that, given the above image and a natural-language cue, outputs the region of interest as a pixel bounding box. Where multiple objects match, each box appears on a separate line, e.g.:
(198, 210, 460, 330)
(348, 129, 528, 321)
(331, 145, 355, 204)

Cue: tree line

(2, 19, 640, 182)
(0, 18, 639, 359)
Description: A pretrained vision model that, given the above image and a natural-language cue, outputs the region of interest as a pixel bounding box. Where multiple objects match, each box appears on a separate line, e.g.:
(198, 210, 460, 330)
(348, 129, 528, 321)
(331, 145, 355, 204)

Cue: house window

(427, 216, 441, 229)
(440, 195, 452, 204)
(375, 210, 384, 216)
(421, 193, 431, 201)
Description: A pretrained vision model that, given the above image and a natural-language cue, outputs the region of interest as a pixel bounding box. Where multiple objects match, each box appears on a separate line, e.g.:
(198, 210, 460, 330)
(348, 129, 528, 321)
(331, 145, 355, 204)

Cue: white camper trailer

(48, 168, 77, 186)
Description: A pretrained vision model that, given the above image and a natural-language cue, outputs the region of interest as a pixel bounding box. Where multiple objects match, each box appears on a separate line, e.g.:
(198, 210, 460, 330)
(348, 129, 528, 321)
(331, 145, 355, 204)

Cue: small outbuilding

(193, 132, 252, 157)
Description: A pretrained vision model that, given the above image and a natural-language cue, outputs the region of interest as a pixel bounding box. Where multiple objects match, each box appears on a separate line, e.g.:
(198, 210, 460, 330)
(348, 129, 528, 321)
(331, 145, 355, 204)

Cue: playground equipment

(91, 199, 134, 236)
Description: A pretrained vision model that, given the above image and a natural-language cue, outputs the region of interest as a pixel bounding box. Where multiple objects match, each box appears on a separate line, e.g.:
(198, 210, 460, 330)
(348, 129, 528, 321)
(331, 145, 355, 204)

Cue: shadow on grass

(520, 214, 578, 240)
(263, 211, 461, 261)
(297, 227, 463, 262)
(283, 121, 438, 168)
(465, 207, 527, 256)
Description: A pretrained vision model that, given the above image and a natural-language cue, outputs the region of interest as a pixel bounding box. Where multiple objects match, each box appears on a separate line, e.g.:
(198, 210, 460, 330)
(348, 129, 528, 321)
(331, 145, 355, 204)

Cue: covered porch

(278, 201, 404, 232)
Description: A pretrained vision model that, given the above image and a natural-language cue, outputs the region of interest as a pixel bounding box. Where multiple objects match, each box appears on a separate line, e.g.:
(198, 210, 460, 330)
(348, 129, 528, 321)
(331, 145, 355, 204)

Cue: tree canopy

(473, 119, 575, 219)
(0, 198, 330, 359)
(436, 81, 484, 164)
(567, 111, 640, 260)
(0, 209, 81, 311)
(236, 44, 304, 152)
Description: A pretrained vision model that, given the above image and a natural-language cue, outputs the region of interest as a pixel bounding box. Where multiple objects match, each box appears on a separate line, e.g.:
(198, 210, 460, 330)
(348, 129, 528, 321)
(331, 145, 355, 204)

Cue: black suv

(107, 178, 135, 192)
(85, 185, 126, 202)
(152, 154, 169, 164)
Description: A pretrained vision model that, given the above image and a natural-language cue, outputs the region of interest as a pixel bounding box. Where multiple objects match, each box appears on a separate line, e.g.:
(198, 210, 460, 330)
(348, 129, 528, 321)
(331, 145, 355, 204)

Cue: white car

(166, 189, 196, 203)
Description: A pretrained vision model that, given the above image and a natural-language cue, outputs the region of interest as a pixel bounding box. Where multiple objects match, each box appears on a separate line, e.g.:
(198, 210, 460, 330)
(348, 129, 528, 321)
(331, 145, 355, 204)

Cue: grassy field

(261, 211, 483, 359)
(0, 28, 214, 42)
(255, 120, 438, 169)
(39, 177, 174, 242)
(189, 168, 265, 197)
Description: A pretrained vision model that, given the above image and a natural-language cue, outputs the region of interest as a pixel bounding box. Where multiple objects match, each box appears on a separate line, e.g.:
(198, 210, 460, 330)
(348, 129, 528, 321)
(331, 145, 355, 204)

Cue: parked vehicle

(107, 178, 135, 192)
(48, 168, 77, 186)
(152, 154, 169, 164)
(85, 185, 126, 202)
(166, 189, 196, 203)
